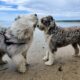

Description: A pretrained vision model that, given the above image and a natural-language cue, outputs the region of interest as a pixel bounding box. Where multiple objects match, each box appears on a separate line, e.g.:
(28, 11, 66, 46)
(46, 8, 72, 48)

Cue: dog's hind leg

(72, 43, 79, 57)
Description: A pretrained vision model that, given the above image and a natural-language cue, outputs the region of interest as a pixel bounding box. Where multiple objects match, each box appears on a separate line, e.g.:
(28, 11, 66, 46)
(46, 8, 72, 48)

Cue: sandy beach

(0, 28, 80, 80)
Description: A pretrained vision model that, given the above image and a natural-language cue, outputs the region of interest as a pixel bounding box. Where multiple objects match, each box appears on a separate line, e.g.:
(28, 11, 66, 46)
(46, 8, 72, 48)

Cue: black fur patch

(41, 16, 53, 27)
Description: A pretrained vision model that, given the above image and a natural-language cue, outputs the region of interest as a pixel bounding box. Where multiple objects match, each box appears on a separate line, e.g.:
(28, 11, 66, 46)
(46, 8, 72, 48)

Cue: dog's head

(14, 14, 38, 29)
(37, 16, 56, 31)
(6, 14, 38, 40)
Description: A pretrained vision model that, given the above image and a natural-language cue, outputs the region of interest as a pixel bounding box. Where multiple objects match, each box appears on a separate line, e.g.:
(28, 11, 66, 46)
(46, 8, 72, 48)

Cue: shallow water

(0, 20, 80, 28)
(57, 22, 80, 27)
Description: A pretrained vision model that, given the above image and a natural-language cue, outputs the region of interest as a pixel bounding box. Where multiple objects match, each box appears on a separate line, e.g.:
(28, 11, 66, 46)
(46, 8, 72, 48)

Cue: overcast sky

(0, 0, 80, 21)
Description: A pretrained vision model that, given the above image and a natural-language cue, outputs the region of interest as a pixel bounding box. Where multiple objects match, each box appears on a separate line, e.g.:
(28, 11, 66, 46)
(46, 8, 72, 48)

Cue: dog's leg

(0, 52, 7, 65)
(45, 50, 55, 65)
(43, 50, 49, 61)
(72, 43, 79, 57)
(12, 54, 26, 73)
(44, 38, 57, 65)
(22, 51, 28, 66)
(45, 44, 56, 65)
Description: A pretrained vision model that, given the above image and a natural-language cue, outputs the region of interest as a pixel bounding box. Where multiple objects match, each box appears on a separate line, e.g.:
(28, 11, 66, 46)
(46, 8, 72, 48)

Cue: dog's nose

(34, 14, 37, 17)
(37, 25, 39, 27)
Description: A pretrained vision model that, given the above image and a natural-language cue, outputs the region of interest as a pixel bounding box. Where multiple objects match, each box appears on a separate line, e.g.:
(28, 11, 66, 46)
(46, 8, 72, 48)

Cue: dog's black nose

(34, 14, 37, 16)
(37, 25, 39, 27)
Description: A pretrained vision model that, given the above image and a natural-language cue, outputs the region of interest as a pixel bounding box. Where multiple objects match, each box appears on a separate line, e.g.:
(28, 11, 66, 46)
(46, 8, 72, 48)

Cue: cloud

(1, 0, 14, 3)
(0, 0, 80, 19)
(0, 0, 80, 12)
(0, 0, 30, 4)
(0, 5, 16, 11)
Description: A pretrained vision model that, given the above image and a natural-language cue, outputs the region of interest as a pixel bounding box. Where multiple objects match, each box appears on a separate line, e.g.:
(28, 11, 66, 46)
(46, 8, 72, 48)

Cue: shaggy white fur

(5, 14, 38, 73)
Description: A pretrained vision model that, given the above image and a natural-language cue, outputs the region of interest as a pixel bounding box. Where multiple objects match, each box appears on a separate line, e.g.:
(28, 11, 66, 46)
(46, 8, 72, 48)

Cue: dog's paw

(18, 65, 26, 73)
(43, 56, 48, 61)
(45, 61, 53, 66)
(72, 54, 79, 57)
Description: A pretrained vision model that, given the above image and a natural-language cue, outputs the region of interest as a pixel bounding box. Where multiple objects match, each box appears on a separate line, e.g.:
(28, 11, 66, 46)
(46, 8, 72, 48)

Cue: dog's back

(48, 26, 80, 48)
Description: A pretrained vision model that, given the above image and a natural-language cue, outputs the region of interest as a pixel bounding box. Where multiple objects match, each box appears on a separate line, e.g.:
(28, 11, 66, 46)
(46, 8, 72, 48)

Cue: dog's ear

(15, 16, 21, 21)
(47, 16, 53, 21)
(41, 16, 54, 27)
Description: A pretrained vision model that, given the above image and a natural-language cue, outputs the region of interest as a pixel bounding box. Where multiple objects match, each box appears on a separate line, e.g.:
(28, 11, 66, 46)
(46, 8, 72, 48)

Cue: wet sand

(0, 28, 80, 80)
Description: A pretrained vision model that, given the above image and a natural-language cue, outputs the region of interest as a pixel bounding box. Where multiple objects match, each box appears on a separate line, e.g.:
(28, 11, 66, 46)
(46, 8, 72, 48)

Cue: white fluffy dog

(5, 14, 38, 73)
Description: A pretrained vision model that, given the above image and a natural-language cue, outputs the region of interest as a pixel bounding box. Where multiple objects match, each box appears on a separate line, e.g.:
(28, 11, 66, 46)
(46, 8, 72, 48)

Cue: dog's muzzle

(37, 24, 45, 30)
(37, 24, 39, 28)
(34, 14, 37, 17)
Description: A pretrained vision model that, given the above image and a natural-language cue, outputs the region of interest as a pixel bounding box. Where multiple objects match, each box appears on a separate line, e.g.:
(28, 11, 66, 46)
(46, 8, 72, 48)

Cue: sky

(0, 0, 80, 22)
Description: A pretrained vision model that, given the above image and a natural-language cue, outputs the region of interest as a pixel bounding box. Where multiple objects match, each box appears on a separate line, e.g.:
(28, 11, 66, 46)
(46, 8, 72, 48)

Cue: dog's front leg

(22, 51, 28, 66)
(12, 54, 26, 73)
(45, 50, 55, 65)
(43, 50, 49, 61)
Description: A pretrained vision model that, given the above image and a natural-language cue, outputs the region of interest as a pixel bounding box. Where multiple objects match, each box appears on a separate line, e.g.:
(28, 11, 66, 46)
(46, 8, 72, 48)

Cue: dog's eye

(42, 20, 47, 24)
(45, 20, 50, 24)
(41, 18, 51, 26)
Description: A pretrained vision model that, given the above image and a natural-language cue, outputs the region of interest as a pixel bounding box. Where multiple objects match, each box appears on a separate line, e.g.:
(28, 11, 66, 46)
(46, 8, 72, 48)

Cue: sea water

(0, 20, 80, 28)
